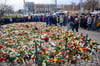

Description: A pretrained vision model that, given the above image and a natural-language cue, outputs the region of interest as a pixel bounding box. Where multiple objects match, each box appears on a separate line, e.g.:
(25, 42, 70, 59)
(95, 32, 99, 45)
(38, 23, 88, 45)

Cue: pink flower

(65, 55, 69, 58)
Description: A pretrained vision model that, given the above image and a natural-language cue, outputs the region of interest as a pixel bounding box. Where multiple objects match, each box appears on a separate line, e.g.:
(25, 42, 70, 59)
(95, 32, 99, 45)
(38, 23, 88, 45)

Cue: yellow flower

(79, 48, 83, 53)
(46, 51, 49, 54)
(52, 50, 56, 54)
(54, 58, 57, 64)
(86, 56, 90, 61)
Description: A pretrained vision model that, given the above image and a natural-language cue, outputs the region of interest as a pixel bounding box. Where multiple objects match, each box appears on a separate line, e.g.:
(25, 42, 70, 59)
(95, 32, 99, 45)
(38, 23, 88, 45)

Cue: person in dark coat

(45, 15, 49, 25)
(74, 17, 80, 32)
(49, 15, 53, 25)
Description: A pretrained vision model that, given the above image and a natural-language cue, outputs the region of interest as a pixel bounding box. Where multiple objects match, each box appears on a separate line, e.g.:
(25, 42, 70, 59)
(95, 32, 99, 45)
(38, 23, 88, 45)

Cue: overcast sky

(4, 0, 80, 11)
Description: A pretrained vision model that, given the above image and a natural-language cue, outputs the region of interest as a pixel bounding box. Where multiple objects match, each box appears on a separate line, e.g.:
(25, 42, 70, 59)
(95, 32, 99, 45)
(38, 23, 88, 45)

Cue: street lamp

(23, 0, 26, 15)
(55, 0, 57, 12)
(80, 0, 83, 15)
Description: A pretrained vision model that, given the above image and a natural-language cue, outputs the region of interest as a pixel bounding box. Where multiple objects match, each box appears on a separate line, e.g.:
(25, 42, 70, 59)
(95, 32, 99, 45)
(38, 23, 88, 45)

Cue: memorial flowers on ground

(0, 23, 100, 64)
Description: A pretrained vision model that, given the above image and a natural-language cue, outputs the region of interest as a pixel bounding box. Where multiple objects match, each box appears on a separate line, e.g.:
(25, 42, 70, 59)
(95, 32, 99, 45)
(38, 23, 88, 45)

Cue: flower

(54, 58, 57, 63)
(0, 45, 3, 49)
(58, 60, 60, 63)
(62, 60, 65, 63)
(49, 59, 53, 63)
(0, 23, 99, 64)
(0, 57, 3, 62)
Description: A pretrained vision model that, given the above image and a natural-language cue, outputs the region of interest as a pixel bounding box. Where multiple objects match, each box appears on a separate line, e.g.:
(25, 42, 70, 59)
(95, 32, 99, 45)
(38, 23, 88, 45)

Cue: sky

(4, 0, 80, 11)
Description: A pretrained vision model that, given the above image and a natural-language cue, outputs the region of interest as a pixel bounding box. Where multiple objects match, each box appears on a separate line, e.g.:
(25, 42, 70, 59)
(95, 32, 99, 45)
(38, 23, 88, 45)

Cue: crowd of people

(0, 14, 100, 32)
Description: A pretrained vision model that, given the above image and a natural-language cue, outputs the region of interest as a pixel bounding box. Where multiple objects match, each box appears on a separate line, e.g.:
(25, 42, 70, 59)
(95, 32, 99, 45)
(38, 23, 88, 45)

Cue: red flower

(49, 59, 53, 63)
(28, 39, 31, 41)
(43, 48, 45, 52)
(17, 59, 19, 62)
(20, 34, 23, 36)
(41, 52, 45, 55)
(61, 44, 62, 48)
(32, 57, 34, 60)
(0, 57, 3, 62)
(58, 60, 60, 63)
(71, 46, 73, 48)
(58, 50, 60, 52)
(62, 51, 66, 55)
(74, 52, 76, 54)
(82, 47, 88, 51)
(56, 45, 58, 47)
(81, 38, 84, 41)
(9, 41, 12, 44)
(40, 43, 42, 45)
(90, 44, 92, 47)
(9, 38, 12, 41)
(28, 59, 30, 62)
(0, 45, 3, 49)
(32, 46, 34, 48)
(47, 47, 49, 50)
(62, 60, 65, 63)
(18, 37, 21, 39)
(52, 33, 54, 35)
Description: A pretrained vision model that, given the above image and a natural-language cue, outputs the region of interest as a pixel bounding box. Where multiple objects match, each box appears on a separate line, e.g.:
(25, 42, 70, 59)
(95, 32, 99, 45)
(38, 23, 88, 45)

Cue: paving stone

(71, 64, 75, 66)
(76, 64, 80, 66)
(86, 63, 92, 66)
(88, 60, 92, 63)
(91, 63, 97, 66)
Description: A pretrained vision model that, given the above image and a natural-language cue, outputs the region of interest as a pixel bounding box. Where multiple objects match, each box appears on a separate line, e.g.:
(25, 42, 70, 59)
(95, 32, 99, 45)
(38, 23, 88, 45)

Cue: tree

(85, 0, 99, 11)
(0, 4, 14, 16)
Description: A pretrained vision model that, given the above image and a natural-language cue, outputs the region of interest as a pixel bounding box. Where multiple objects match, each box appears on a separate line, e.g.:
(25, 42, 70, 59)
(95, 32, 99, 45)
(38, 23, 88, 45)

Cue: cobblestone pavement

(0, 23, 100, 66)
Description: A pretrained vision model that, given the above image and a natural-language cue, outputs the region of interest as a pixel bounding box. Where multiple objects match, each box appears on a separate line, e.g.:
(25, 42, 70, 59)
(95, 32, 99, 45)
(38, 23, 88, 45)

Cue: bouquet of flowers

(0, 23, 100, 65)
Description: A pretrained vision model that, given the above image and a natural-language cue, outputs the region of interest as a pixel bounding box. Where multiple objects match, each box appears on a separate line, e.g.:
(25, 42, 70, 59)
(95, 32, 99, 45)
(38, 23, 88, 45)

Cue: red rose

(40, 43, 42, 45)
(20, 34, 23, 36)
(32, 46, 34, 48)
(9, 38, 12, 41)
(61, 44, 62, 48)
(49, 59, 53, 63)
(82, 47, 88, 51)
(81, 38, 84, 41)
(43, 48, 45, 52)
(74, 52, 77, 54)
(0, 45, 3, 49)
(0, 57, 3, 62)
(41, 52, 45, 55)
(9, 41, 12, 44)
(17, 59, 19, 62)
(62, 51, 66, 55)
(28, 59, 30, 62)
(58, 50, 60, 52)
(28, 39, 31, 41)
(52, 33, 54, 35)
(47, 47, 49, 50)
(90, 44, 92, 47)
(62, 60, 65, 63)
(58, 60, 60, 63)
(32, 57, 34, 60)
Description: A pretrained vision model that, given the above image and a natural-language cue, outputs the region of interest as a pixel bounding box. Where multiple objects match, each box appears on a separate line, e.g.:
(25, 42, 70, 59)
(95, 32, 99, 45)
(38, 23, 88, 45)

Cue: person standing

(92, 16, 98, 30)
(74, 17, 80, 32)
(59, 15, 64, 27)
(87, 15, 92, 30)
(45, 15, 49, 25)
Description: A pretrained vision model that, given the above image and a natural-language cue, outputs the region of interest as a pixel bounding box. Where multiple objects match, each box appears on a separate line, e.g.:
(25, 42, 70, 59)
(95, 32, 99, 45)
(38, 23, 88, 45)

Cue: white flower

(98, 45, 100, 49)
(77, 56, 81, 59)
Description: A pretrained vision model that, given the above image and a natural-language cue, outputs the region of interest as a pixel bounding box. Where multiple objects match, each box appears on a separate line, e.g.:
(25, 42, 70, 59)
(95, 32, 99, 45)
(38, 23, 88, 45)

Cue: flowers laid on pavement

(0, 23, 100, 64)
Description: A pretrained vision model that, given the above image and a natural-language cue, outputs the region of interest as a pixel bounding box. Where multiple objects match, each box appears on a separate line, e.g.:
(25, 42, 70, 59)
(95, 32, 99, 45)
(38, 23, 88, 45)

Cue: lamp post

(23, 0, 26, 15)
(55, 0, 57, 12)
(80, 0, 83, 15)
